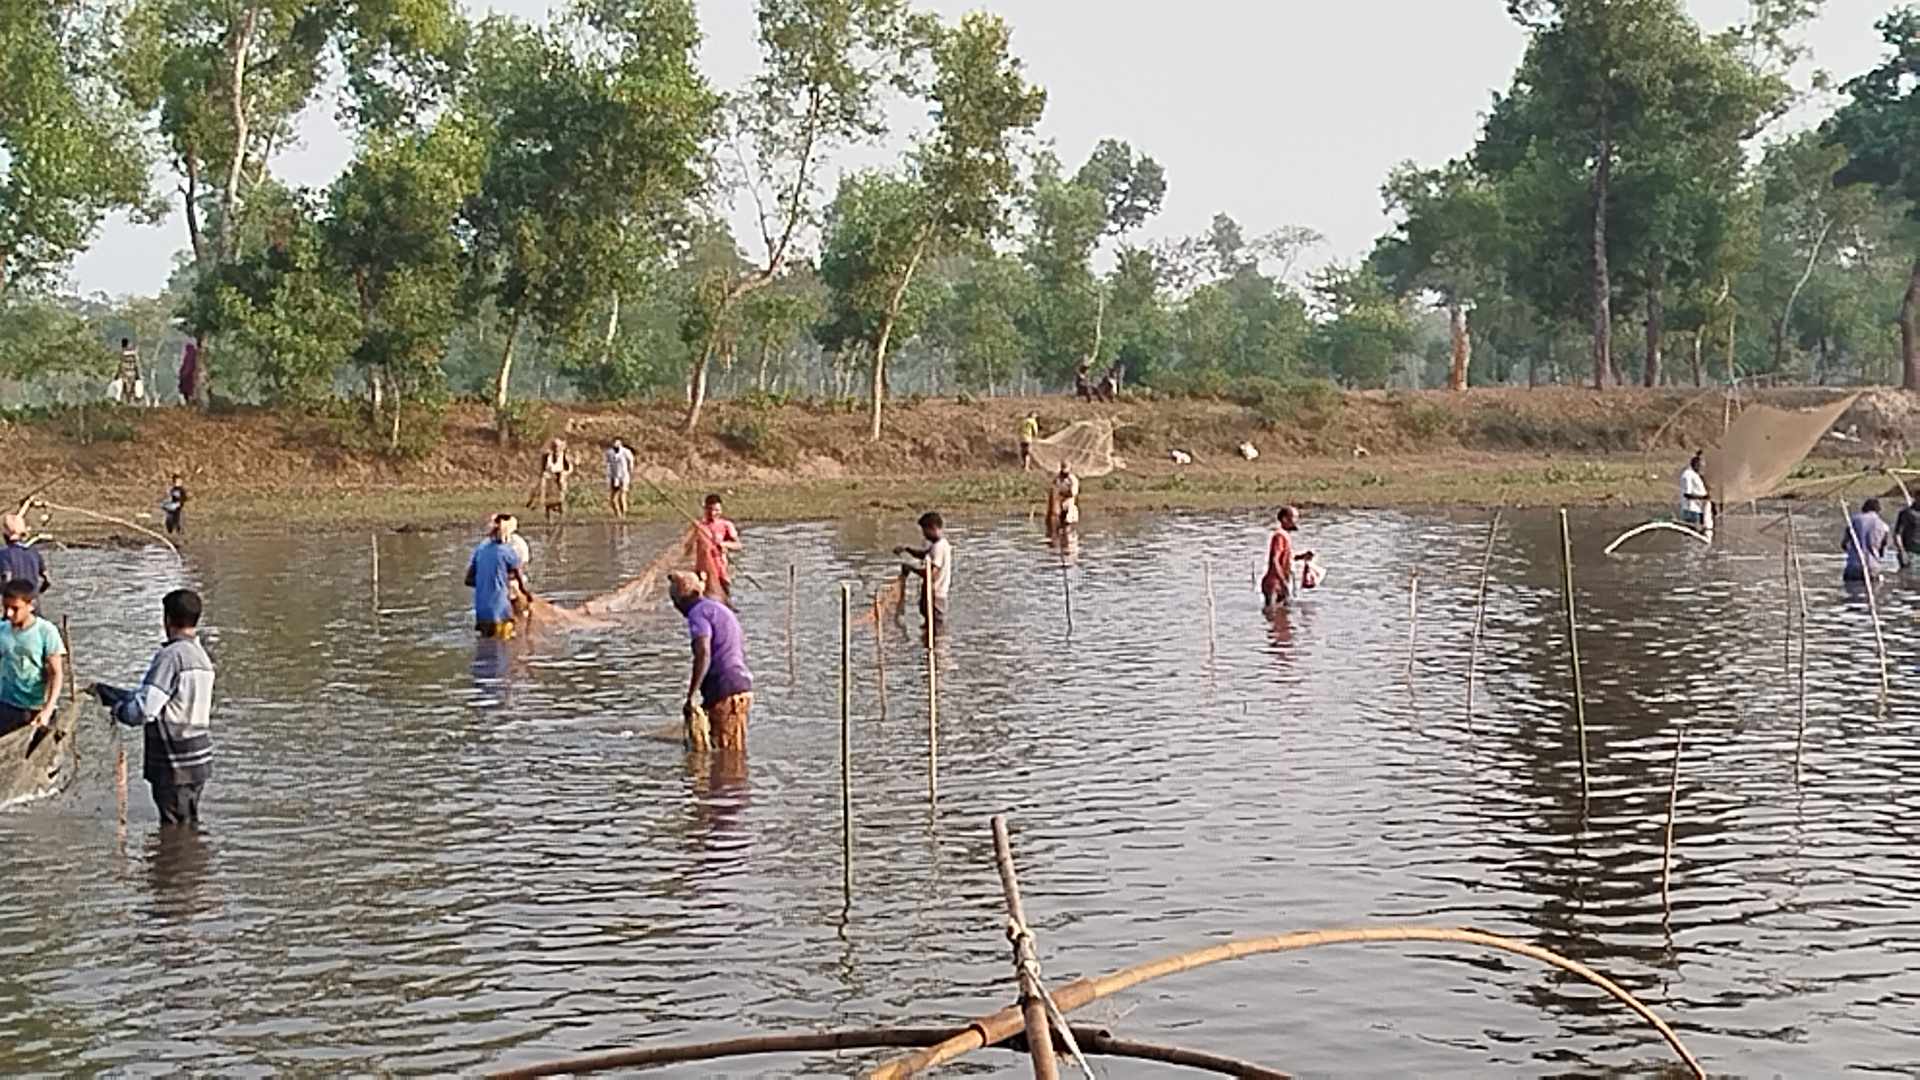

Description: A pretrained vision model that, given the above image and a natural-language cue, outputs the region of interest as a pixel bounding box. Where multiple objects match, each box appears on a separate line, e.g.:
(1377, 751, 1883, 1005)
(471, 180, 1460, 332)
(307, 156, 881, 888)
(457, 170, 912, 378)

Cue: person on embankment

(1843, 497, 1891, 585)
(669, 571, 753, 752)
(605, 438, 635, 518)
(467, 514, 536, 639)
(98, 589, 215, 827)
(1019, 412, 1038, 471)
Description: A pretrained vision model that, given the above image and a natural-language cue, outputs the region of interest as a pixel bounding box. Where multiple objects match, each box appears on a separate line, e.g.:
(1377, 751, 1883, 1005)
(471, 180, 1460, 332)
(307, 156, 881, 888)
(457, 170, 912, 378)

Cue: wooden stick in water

(873, 594, 888, 721)
(786, 563, 796, 682)
(990, 815, 1061, 1080)
(1661, 726, 1685, 903)
(61, 615, 76, 706)
(1405, 566, 1420, 683)
(1466, 513, 1501, 724)
(840, 584, 853, 891)
(1558, 509, 1591, 804)
(1059, 554, 1072, 637)
(370, 532, 380, 617)
(925, 570, 937, 803)
(1840, 500, 1892, 698)
(1203, 558, 1217, 662)
(1787, 510, 1809, 783)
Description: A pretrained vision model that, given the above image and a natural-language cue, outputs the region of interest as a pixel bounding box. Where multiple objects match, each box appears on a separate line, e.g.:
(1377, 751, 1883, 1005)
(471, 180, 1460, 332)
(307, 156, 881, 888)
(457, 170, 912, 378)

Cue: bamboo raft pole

(840, 584, 853, 894)
(1661, 726, 1685, 904)
(924, 571, 937, 803)
(1466, 513, 1500, 724)
(484, 1024, 1292, 1080)
(1787, 511, 1809, 782)
(1557, 509, 1591, 804)
(1840, 500, 1891, 699)
(991, 815, 1061, 1080)
(867, 926, 1706, 1080)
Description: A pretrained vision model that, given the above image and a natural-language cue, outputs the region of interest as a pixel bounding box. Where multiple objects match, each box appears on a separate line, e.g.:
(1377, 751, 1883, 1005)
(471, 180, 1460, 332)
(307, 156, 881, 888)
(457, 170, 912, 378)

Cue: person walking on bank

(0, 579, 65, 739)
(893, 511, 953, 639)
(669, 571, 753, 752)
(604, 438, 635, 518)
(95, 590, 215, 827)
(0, 513, 49, 595)
(1019, 412, 1039, 471)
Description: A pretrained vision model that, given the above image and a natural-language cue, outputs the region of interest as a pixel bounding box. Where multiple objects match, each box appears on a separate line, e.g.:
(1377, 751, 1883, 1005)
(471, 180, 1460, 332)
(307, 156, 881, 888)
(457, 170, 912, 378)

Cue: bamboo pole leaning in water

(1059, 554, 1073, 638)
(991, 815, 1061, 1080)
(1840, 500, 1892, 699)
(1557, 509, 1591, 804)
(873, 594, 889, 721)
(1787, 510, 1810, 783)
(840, 584, 853, 892)
(1203, 558, 1217, 662)
(925, 570, 937, 803)
(1661, 726, 1685, 904)
(787, 563, 796, 682)
(1405, 566, 1420, 684)
(370, 532, 380, 617)
(1466, 513, 1502, 724)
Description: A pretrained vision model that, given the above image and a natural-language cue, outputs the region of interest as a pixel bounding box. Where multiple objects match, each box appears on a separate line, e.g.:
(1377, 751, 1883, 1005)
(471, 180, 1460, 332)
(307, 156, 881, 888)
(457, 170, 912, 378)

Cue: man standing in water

(1261, 506, 1314, 610)
(1679, 452, 1711, 528)
(0, 513, 49, 595)
(893, 511, 953, 638)
(1049, 462, 1080, 534)
(1844, 497, 1891, 584)
(100, 590, 215, 827)
(670, 571, 753, 751)
(466, 514, 536, 639)
(688, 494, 743, 603)
(1898, 497, 1920, 570)
(604, 438, 635, 518)
(0, 579, 64, 738)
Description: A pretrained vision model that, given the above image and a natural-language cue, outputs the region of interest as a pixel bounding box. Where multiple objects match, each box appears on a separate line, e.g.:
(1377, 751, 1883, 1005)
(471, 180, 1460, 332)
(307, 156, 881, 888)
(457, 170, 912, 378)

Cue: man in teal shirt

(0, 579, 65, 738)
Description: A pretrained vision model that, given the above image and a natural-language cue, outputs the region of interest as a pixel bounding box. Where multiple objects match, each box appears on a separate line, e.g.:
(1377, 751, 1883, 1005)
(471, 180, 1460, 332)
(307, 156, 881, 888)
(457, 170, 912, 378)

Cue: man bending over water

(670, 571, 753, 751)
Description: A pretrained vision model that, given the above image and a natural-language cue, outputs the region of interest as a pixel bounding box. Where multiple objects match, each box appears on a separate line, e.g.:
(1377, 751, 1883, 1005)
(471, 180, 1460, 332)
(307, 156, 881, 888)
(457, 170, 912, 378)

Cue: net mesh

(1028, 419, 1125, 478)
(521, 527, 695, 637)
(1702, 392, 1858, 505)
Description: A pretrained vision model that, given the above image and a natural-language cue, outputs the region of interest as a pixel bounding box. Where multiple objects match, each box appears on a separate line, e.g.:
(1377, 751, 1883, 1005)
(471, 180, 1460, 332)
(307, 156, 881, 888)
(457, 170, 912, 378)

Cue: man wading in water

(1261, 506, 1315, 611)
(97, 590, 215, 827)
(686, 494, 743, 604)
(467, 514, 537, 639)
(670, 571, 753, 752)
(893, 511, 953, 639)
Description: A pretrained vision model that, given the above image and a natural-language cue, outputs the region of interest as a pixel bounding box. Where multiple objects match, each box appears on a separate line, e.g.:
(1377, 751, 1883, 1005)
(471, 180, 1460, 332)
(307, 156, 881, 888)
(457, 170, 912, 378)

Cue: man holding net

(670, 571, 753, 752)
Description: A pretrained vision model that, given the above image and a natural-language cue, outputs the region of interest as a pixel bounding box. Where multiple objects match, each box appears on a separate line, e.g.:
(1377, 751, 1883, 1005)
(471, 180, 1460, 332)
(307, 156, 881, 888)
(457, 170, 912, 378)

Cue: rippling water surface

(4, 507, 1919, 1077)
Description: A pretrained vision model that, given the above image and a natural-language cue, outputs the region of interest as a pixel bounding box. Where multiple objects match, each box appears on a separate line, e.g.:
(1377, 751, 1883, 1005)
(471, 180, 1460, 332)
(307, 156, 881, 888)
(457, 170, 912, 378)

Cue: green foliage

(0, 295, 116, 381)
(1828, 8, 1920, 218)
(715, 411, 796, 466)
(492, 397, 552, 447)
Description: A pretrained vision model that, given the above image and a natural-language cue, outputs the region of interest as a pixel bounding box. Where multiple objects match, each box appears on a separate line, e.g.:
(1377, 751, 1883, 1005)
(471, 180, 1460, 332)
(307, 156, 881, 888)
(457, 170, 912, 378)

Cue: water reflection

(4, 509, 1920, 1077)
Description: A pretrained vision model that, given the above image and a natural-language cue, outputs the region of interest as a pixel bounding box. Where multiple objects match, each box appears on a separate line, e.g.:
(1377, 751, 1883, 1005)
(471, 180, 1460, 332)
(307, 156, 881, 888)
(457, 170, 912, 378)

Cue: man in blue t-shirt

(465, 514, 536, 639)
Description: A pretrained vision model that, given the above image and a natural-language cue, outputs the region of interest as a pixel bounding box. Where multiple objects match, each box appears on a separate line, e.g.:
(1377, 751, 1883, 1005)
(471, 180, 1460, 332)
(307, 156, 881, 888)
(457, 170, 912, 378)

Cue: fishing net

(1702, 393, 1858, 505)
(521, 527, 696, 637)
(1028, 419, 1126, 478)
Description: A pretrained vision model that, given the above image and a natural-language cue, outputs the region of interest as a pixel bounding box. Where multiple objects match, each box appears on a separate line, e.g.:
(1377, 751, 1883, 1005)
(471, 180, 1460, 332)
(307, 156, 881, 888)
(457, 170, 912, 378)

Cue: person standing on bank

(669, 571, 753, 751)
(0, 513, 49, 595)
(604, 438, 635, 518)
(1019, 412, 1039, 471)
(0, 579, 65, 739)
(97, 590, 215, 827)
(894, 511, 953, 638)
(161, 474, 189, 535)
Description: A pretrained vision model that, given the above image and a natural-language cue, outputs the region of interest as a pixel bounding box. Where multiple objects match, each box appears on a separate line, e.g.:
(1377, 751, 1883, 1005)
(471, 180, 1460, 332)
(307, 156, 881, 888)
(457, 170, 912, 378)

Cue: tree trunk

(219, 6, 259, 262)
(494, 312, 521, 441)
(1902, 255, 1920, 392)
(1780, 219, 1833, 377)
(602, 290, 620, 366)
(867, 236, 931, 443)
(756, 341, 772, 391)
(1447, 300, 1471, 391)
(1589, 128, 1613, 390)
(1690, 331, 1703, 388)
(389, 391, 402, 452)
(1643, 257, 1664, 388)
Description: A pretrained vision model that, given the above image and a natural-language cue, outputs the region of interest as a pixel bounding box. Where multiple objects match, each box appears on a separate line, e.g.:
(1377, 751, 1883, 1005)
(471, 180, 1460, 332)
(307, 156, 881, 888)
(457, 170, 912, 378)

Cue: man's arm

(464, 559, 477, 588)
(111, 651, 176, 728)
(509, 566, 535, 602)
(687, 635, 711, 706)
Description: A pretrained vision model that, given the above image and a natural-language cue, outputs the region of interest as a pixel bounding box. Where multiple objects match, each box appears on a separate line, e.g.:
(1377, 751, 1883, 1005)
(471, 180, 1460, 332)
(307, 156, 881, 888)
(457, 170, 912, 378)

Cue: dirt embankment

(1, 386, 1898, 532)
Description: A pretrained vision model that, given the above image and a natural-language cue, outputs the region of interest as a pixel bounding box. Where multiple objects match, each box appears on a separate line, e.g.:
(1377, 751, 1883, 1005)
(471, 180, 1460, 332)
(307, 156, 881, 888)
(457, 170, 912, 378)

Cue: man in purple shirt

(669, 571, 753, 751)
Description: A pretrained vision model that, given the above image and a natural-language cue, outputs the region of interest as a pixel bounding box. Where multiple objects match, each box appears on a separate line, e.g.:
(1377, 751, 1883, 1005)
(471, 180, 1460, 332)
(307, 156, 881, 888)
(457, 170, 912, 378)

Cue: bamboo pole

(1466, 513, 1501, 724)
(370, 532, 380, 616)
(786, 563, 796, 682)
(868, 926, 1706, 1080)
(1840, 500, 1892, 698)
(1557, 509, 1591, 804)
(1059, 555, 1073, 637)
(33, 500, 180, 559)
(991, 816, 1060, 1080)
(925, 569, 937, 803)
(1203, 558, 1217, 662)
(873, 594, 888, 721)
(1405, 567, 1420, 683)
(60, 615, 76, 707)
(840, 583, 853, 892)
(1661, 726, 1684, 903)
(1787, 511, 1809, 783)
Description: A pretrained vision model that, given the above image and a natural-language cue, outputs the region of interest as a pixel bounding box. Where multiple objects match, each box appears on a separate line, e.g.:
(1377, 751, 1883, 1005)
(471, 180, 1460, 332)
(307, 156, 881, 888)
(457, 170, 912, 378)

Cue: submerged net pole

(1405, 567, 1420, 684)
(1840, 501, 1892, 699)
(1661, 726, 1685, 904)
(840, 583, 853, 893)
(1557, 509, 1591, 804)
(991, 815, 1061, 1080)
(925, 570, 937, 803)
(1466, 513, 1501, 724)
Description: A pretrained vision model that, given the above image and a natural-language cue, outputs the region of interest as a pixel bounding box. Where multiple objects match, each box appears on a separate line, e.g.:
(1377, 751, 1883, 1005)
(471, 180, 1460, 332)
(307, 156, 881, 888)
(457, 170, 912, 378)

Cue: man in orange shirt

(687, 494, 744, 603)
(1260, 506, 1311, 610)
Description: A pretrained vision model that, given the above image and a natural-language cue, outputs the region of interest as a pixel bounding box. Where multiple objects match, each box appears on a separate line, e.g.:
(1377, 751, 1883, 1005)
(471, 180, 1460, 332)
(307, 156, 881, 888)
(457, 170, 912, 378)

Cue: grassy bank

(3, 385, 1893, 538)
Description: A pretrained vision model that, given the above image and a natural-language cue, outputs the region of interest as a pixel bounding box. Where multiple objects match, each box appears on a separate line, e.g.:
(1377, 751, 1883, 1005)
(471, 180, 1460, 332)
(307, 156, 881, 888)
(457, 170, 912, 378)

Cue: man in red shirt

(687, 494, 744, 603)
(1261, 506, 1311, 610)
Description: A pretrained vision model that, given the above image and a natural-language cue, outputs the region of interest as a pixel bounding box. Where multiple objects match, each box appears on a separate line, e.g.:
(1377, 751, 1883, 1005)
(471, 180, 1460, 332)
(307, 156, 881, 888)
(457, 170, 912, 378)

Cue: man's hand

(31, 706, 54, 730)
(684, 692, 701, 716)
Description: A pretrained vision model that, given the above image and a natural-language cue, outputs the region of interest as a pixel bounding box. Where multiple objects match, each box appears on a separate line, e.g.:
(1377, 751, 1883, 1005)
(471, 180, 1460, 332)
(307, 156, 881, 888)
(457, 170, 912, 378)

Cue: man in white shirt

(894, 511, 952, 639)
(604, 438, 635, 518)
(1679, 452, 1711, 529)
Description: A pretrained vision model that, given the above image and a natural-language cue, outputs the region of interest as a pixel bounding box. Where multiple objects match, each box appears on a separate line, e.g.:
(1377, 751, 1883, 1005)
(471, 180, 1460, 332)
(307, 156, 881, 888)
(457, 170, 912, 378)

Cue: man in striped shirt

(99, 590, 215, 827)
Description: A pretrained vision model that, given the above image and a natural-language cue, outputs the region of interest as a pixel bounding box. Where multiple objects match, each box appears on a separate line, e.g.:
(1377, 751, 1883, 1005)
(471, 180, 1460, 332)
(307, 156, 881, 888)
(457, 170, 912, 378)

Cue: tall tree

(0, 1, 152, 295)
(458, 2, 716, 432)
(1372, 161, 1505, 390)
(1828, 7, 1920, 390)
(682, 0, 918, 432)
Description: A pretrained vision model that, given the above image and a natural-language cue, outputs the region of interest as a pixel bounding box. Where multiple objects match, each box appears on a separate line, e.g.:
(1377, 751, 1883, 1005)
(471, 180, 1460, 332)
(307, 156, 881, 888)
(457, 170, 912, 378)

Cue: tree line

(3, 0, 1920, 451)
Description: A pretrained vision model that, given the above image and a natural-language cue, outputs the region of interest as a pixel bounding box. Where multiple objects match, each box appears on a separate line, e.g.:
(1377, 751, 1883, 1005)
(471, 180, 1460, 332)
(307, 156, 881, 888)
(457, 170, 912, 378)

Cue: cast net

(1702, 392, 1859, 504)
(1028, 419, 1126, 478)
(521, 527, 696, 637)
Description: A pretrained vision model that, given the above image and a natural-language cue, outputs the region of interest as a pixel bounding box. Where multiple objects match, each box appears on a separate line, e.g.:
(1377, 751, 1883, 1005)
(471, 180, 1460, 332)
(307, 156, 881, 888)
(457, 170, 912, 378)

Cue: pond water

(3, 506, 1918, 1078)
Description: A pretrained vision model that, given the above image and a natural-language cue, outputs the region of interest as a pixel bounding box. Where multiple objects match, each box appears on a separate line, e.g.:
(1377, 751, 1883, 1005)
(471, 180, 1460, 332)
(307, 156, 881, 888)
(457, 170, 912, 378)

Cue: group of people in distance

(522, 436, 645, 525)
(0, 512, 216, 828)
(1679, 449, 1920, 583)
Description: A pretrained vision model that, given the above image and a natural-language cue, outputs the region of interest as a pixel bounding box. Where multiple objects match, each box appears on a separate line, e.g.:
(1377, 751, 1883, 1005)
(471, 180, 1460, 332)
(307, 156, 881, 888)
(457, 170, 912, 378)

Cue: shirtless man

(529, 438, 574, 523)
(1261, 506, 1314, 610)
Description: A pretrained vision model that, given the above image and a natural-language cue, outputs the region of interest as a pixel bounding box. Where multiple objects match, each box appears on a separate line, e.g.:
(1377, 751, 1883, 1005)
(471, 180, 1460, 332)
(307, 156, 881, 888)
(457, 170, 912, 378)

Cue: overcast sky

(66, 0, 1897, 298)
